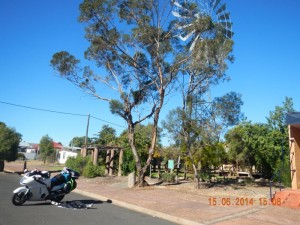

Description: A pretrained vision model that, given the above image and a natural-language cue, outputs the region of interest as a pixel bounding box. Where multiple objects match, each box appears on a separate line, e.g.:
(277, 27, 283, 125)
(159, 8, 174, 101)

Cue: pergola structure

(286, 113, 300, 189)
(81, 146, 124, 176)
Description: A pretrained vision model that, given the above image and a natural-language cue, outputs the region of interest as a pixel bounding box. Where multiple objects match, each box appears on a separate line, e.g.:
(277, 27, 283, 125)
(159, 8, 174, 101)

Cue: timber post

(93, 147, 99, 165)
(109, 149, 115, 176)
(118, 149, 124, 176)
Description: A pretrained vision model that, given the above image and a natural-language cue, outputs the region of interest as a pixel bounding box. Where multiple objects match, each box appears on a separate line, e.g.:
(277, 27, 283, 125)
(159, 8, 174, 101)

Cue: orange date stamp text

(208, 197, 281, 206)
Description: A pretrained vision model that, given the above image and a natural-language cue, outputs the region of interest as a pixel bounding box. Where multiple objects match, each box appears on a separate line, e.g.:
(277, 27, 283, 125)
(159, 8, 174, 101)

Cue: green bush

(83, 161, 105, 178)
(198, 171, 211, 182)
(121, 150, 136, 175)
(65, 156, 90, 174)
(161, 172, 176, 183)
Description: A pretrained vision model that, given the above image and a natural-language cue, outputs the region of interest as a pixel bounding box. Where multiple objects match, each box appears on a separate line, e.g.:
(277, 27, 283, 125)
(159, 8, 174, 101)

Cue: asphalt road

(0, 173, 176, 225)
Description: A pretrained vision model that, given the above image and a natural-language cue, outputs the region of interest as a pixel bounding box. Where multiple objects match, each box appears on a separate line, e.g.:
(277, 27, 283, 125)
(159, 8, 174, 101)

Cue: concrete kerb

(74, 189, 204, 225)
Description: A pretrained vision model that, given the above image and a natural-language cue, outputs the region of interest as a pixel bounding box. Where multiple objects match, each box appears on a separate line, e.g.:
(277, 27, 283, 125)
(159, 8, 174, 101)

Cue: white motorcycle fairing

(14, 175, 50, 201)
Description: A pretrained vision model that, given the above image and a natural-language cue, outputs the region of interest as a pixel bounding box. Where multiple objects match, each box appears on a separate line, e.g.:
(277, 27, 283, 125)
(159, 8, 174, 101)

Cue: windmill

(171, 0, 233, 50)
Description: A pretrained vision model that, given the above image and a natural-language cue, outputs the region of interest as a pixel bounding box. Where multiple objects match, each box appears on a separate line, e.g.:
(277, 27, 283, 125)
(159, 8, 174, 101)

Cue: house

(57, 146, 81, 164)
(18, 141, 38, 160)
(53, 142, 63, 150)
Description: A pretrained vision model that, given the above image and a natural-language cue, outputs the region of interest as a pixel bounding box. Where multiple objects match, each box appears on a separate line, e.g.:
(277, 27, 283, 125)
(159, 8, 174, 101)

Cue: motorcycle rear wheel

(12, 192, 27, 206)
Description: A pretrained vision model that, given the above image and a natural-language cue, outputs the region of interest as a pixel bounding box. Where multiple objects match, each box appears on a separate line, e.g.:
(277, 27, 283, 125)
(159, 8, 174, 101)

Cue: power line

(0, 101, 87, 116)
(0, 100, 126, 128)
(90, 115, 126, 128)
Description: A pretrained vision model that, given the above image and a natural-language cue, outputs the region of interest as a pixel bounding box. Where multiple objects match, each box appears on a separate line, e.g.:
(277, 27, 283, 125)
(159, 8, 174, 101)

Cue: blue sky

(1, 0, 300, 146)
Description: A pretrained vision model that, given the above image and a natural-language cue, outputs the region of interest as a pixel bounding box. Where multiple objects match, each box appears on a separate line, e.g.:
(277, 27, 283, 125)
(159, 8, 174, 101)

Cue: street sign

(168, 160, 174, 170)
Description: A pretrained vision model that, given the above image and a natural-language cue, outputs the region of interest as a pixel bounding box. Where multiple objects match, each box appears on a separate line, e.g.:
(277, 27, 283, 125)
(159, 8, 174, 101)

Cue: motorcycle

(12, 167, 80, 206)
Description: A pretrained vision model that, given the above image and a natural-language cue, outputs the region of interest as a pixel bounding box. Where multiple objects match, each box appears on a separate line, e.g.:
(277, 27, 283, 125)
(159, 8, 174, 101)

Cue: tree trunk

(137, 88, 165, 187)
(127, 121, 143, 186)
(105, 150, 110, 175)
(109, 149, 115, 176)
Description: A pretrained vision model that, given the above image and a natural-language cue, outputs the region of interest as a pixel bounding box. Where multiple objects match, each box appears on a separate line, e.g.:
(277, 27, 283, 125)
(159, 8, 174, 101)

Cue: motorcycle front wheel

(12, 192, 27, 206)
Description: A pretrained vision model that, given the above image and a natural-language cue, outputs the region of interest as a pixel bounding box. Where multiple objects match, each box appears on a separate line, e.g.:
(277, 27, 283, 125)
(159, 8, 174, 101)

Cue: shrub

(198, 171, 211, 182)
(121, 150, 136, 175)
(83, 161, 105, 178)
(161, 172, 176, 183)
(65, 156, 89, 174)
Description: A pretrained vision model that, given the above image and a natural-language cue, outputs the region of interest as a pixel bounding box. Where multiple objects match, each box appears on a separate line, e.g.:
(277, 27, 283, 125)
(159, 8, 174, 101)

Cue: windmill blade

(177, 23, 193, 30)
(189, 34, 200, 51)
(172, 1, 183, 9)
(172, 0, 233, 49)
(218, 12, 230, 21)
(213, 0, 221, 10)
(172, 11, 183, 18)
(220, 21, 232, 29)
(223, 29, 233, 39)
(178, 30, 195, 42)
(216, 4, 226, 15)
(210, 0, 216, 8)
(172, 1, 190, 12)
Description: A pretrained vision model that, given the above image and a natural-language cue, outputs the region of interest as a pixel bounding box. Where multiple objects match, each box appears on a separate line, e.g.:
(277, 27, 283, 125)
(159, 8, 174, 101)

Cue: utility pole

(84, 114, 90, 148)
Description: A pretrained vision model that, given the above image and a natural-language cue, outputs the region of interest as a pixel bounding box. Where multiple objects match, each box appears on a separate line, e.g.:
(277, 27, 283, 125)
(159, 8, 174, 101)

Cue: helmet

(70, 170, 80, 179)
(62, 167, 71, 174)
(61, 167, 80, 179)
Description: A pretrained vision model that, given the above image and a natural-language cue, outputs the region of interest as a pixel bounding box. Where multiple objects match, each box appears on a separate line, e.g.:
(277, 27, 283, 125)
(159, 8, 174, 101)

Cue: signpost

(168, 160, 174, 173)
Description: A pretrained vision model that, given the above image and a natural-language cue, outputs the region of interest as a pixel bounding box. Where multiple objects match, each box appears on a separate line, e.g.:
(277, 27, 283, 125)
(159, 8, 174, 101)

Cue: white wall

(58, 151, 78, 164)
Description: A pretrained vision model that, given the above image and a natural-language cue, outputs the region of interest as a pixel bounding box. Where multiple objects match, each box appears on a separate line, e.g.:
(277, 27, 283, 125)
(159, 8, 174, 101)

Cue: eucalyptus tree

(50, 0, 200, 186)
(51, 0, 231, 185)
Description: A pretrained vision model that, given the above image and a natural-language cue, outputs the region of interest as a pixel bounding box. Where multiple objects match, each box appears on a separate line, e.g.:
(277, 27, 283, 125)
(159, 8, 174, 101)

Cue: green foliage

(118, 124, 161, 169)
(39, 135, 55, 163)
(161, 172, 176, 183)
(66, 156, 105, 178)
(225, 122, 274, 176)
(95, 125, 117, 146)
(225, 97, 295, 185)
(266, 97, 295, 131)
(83, 161, 105, 178)
(212, 92, 244, 127)
(198, 171, 211, 182)
(65, 155, 90, 174)
(0, 122, 21, 162)
(50, 51, 80, 76)
(199, 143, 226, 170)
(69, 136, 91, 147)
(121, 150, 136, 175)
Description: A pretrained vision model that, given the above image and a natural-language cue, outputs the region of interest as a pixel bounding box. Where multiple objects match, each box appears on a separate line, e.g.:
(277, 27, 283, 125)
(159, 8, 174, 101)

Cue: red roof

(53, 142, 63, 150)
